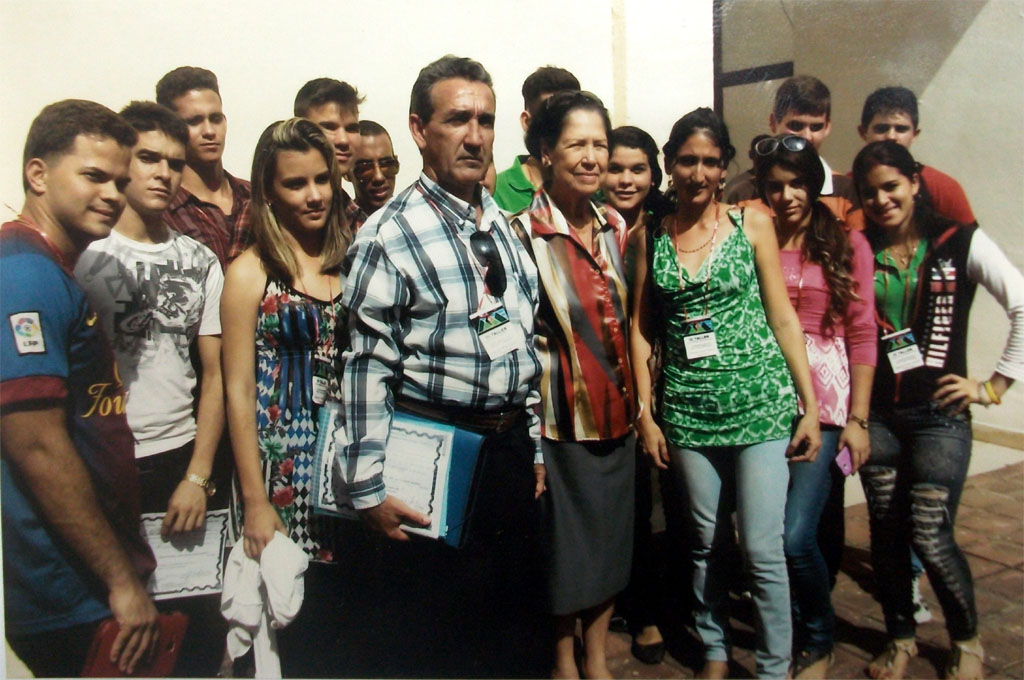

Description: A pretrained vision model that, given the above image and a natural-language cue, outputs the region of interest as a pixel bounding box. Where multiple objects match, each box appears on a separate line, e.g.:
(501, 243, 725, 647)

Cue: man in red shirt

(156, 66, 251, 266)
(858, 86, 976, 225)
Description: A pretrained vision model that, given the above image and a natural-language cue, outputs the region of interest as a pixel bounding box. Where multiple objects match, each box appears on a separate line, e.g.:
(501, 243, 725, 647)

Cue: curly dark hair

(754, 136, 858, 329)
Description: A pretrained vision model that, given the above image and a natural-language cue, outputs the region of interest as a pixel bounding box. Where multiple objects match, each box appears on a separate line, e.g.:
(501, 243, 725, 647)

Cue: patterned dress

(242, 278, 343, 562)
(653, 208, 796, 448)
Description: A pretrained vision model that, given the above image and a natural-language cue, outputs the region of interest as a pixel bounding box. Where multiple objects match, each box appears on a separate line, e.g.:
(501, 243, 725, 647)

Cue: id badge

(312, 358, 332, 405)
(682, 315, 720, 360)
(471, 298, 524, 359)
(882, 328, 924, 374)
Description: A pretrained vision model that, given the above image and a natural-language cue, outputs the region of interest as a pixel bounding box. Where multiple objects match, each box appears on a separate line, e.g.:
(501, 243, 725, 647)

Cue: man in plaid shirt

(156, 66, 251, 266)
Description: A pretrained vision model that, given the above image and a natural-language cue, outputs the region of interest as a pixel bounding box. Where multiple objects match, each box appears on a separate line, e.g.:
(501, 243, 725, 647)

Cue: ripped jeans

(860, 402, 976, 642)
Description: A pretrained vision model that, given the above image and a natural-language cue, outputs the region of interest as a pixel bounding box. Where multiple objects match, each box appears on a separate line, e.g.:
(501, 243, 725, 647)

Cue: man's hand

(359, 495, 430, 541)
(161, 480, 208, 537)
(533, 463, 546, 499)
(107, 579, 159, 674)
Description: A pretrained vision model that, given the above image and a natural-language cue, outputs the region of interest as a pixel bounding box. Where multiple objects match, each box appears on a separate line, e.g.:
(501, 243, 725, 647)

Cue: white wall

(0, 0, 712, 209)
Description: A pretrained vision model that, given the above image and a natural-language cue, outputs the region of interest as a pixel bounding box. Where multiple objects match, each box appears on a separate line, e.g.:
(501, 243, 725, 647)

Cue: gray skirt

(542, 434, 635, 615)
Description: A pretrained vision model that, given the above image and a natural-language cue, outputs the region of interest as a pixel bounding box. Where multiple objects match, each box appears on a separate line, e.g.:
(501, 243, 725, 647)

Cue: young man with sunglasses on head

(156, 66, 251, 267)
(338, 54, 547, 677)
(726, 75, 864, 231)
(294, 77, 368, 232)
(858, 86, 975, 225)
(349, 120, 400, 228)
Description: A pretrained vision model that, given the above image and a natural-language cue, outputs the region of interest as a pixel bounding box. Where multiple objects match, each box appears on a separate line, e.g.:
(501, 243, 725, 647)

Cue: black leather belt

(395, 396, 527, 435)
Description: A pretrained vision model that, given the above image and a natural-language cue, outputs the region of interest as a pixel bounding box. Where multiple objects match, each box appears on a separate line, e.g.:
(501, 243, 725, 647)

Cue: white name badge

(471, 300, 524, 359)
(882, 328, 925, 374)
(682, 315, 720, 360)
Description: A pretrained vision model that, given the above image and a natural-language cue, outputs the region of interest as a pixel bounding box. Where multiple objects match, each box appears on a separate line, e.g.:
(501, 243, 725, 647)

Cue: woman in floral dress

(222, 118, 352, 675)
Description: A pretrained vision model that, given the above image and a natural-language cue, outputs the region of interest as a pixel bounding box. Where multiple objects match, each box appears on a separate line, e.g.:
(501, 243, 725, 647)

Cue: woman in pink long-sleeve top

(752, 134, 877, 679)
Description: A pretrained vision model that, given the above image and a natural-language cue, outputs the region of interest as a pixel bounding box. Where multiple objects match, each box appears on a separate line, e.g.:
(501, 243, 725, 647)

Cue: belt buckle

(493, 410, 513, 433)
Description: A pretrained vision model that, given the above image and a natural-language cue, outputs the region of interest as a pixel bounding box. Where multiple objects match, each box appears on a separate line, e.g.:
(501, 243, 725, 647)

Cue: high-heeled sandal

(945, 637, 984, 680)
(867, 638, 918, 679)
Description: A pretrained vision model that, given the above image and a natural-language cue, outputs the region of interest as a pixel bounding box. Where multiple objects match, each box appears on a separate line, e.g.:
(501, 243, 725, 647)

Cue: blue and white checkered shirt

(339, 173, 542, 509)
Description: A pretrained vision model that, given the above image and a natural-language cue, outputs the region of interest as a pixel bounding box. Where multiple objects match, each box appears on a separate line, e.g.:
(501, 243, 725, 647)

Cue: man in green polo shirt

(492, 66, 579, 213)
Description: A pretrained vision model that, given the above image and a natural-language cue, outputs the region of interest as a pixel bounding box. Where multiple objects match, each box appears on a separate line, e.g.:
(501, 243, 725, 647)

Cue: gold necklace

(670, 211, 718, 254)
(888, 239, 919, 267)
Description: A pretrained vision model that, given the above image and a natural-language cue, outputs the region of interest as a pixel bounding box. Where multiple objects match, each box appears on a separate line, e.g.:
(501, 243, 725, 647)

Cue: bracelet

(977, 382, 992, 406)
(983, 380, 1001, 405)
(847, 414, 869, 430)
(635, 399, 646, 423)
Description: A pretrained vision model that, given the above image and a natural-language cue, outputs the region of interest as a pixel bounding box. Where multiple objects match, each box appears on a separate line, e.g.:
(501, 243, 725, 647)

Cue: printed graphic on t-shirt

(924, 259, 956, 369)
(75, 237, 214, 388)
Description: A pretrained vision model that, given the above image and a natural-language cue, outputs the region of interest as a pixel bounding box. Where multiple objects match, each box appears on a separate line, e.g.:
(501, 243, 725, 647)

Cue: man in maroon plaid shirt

(156, 66, 251, 267)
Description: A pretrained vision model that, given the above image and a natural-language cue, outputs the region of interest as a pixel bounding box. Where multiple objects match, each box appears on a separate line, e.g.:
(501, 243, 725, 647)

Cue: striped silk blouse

(511, 192, 635, 442)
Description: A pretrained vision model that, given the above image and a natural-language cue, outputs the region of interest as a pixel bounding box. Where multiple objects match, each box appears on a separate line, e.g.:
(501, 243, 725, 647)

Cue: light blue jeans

(668, 438, 792, 679)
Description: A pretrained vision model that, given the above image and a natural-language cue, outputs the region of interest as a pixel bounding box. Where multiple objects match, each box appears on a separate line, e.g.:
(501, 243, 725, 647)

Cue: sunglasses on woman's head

(470, 230, 507, 297)
(754, 135, 809, 156)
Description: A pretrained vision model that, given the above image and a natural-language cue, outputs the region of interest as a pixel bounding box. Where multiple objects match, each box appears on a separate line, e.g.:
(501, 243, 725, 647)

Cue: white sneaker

(912, 573, 932, 623)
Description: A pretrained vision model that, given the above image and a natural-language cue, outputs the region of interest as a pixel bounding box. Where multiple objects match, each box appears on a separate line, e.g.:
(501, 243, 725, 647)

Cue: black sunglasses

(754, 135, 809, 156)
(470, 230, 507, 297)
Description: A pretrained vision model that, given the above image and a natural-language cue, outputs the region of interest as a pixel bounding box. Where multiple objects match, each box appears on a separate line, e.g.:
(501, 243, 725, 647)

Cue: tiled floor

(608, 461, 1024, 679)
(5, 461, 1021, 679)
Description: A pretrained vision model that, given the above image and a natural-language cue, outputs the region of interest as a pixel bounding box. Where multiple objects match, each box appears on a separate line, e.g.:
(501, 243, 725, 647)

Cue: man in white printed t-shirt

(74, 100, 226, 677)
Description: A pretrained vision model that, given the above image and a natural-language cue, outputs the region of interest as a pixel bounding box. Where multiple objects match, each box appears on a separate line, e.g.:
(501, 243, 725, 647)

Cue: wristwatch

(186, 472, 216, 497)
(848, 414, 869, 430)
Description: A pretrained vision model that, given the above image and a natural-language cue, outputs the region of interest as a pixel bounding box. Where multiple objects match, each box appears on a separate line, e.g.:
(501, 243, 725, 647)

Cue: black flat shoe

(630, 639, 665, 665)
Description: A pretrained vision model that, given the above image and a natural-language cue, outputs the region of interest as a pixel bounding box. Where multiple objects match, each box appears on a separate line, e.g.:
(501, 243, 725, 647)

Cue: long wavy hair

(754, 137, 858, 328)
(249, 118, 352, 283)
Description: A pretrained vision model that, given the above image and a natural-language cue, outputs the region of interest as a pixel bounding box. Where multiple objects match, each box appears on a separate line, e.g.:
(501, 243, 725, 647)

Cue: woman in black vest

(853, 141, 1024, 680)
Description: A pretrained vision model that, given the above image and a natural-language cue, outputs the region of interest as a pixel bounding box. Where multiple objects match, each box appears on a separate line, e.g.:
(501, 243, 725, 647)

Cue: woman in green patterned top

(630, 108, 821, 679)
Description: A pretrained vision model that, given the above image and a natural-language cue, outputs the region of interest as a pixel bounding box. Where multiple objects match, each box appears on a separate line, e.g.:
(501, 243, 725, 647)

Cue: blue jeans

(668, 438, 791, 678)
(860, 402, 976, 641)
(784, 427, 840, 655)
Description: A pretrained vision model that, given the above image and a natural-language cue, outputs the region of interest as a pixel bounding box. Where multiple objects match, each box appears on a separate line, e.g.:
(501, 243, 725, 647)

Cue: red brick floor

(607, 463, 1024, 679)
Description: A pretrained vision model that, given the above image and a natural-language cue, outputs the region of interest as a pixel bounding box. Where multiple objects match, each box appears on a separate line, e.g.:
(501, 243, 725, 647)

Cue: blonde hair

(249, 117, 352, 282)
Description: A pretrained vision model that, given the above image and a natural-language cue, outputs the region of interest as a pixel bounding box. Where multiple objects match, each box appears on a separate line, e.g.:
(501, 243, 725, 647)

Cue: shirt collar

(167, 170, 250, 212)
(525, 191, 616, 239)
(819, 156, 835, 195)
(418, 172, 496, 232)
(507, 155, 536, 192)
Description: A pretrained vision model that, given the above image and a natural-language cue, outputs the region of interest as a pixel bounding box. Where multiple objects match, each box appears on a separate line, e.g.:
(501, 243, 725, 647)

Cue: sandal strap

(951, 637, 984, 662)
(891, 638, 918, 657)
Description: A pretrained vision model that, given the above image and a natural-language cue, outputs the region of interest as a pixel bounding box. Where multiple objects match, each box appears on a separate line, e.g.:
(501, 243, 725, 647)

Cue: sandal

(867, 638, 918, 679)
(789, 648, 833, 679)
(945, 637, 984, 680)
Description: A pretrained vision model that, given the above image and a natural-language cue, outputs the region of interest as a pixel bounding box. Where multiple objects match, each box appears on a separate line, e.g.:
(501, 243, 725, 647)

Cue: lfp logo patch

(9, 312, 46, 354)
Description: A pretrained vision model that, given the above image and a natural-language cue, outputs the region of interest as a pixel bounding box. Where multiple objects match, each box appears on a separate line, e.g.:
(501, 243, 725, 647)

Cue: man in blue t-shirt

(1, 99, 158, 677)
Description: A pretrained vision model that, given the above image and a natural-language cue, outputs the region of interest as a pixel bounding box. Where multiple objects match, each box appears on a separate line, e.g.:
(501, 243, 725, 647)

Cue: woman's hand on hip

(933, 374, 980, 414)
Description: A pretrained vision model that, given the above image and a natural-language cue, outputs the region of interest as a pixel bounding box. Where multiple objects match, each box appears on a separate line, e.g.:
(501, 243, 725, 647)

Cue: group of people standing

(1, 54, 1021, 680)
